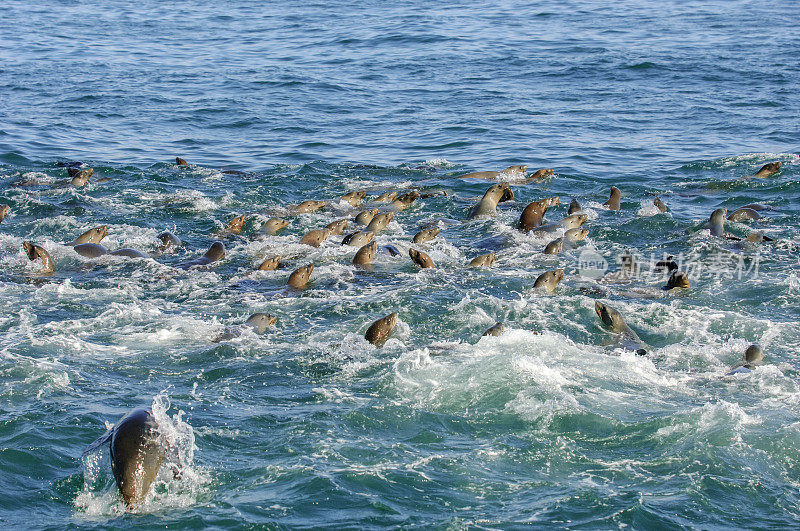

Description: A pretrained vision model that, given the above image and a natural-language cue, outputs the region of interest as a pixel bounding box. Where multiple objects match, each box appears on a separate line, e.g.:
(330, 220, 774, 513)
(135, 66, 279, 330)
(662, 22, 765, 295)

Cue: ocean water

(1, 0, 799, 528)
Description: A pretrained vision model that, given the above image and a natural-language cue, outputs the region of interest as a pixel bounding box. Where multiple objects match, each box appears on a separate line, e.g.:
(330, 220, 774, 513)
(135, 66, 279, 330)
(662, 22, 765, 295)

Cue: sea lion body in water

(594, 301, 650, 355)
(287, 264, 313, 289)
(528, 168, 554, 181)
(663, 271, 690, 290)
(70, 225, 108, 246)
(709, 208, 730, 238)
(222, 215, 247, 235)
(109, 248, 148, 258)
(176, 157, 189, 166)
(519, 197, 560, 232)
(353, 241, 377, 267)
(341, 190, 367, 207)
(342, 230, 374, 247)
(374, 191, 397, 203)
(355, 208, 379, 226)
(604, 187, 621, 210)
(728, 208, 760, 222)
(751, 162, 781, 178)
(365, 313, 398, 346)
(0, 204, 9, 223)
(255, 218, 289, 238)
(212, 313, 277, 342)
(158, 231, 182, 249)
(390, 191, 419, 211)
(409, 248, 434, 268)
(534, 269, 564, 293)
(726, 344, 764, 375)
(177, 241, 225, 269)
(110, 409, 165, 508)
(412, 228, 439, 244)
(300, 228, 332, 248)
(568, 198, 582, 215)
(293, 200, 326, 214)
(459, 165, 527, 180)
(653, 197, 668, 213)
(468, 182, 513, 219)
(469, 252, 495, 267)
(544, 238, 563, 255)
(532, 213, 588, 235)
(71, 168, 94, 187)
(564, 227, 588, 243)
(23, 242, 54, 274)
(257, 256, 281, 271)
(365, 211, 394, 233)
(483, 322, 504, 337)
(74, 243, 108, 258)
(325, 219, 348, 235)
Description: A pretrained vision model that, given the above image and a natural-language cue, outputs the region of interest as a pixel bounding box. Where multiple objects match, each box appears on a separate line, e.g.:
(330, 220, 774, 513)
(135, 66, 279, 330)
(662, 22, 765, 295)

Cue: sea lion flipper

(82, 429, 113, 457)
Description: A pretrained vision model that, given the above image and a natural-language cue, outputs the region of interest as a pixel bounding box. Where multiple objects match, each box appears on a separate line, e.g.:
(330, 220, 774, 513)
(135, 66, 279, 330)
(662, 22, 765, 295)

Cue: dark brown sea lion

(604, 187, 621, 210)
(342, 230, 375, 247)
(727, 208, 760, 222)
(752, 161, 781, 178)
(664, 271, 690, 290)
(528, 168, 554, 181)
(483, 322, 504, 337)
(409, 248, 434, 268)
(353, 241, 377, 267)
(177, 241, 225, 269)
(412, 228, 439, 245)
(176, 157, 189, 166)
(390, 191, 419, 211)
(107, 409, 166, 508)
(365, 312, 398, 346)
(287, 263, 313, 289)
(653, 197, 668, 213)
(23, 242, 54, 274)
(519, 196, 560, 232)
(534, 269, 564, 293)
(365, 211, 394, 233)
(594, 301, 650, 355)
(568, 198, 582, 215)
(469, 252, 495, 267)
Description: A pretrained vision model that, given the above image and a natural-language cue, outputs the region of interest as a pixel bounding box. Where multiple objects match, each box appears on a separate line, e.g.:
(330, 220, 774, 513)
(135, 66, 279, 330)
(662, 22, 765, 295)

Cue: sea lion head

(744, 344, 763, 366)
(325, 219, 349, 235)
(353, 241, 377, 266)
(498, 182, 514, 203)
(22, 241, 37, 260)
(610, 187, 621, 198)
(483, 322, 504, 336)
(364, 312, 398, 346)
(595, 301, 625, 332)
(710, 208, 727, 225)
(397, 190, 420, 206)
(258, 256, 281, 271)
(204, 241, 225, 261)
(503, 165, 527, 174)
(409, 248, 434, 268)
(264, 218, 289, 233)
(245, 313, 277, 334)
(565, 228, 589, 242)
(176, 157, 189, 166)
(288, 263, 314, 289)
(226, 215, 247, 234)
(665, 271, 690, 289)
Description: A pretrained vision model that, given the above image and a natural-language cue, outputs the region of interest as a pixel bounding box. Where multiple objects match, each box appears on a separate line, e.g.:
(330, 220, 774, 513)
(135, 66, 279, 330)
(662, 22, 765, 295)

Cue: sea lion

(0, 204, 9, 223)
(353, 241, 377, 267)
(325, 219, 348, 235)
(177, 241, 225, 269)
(341, 190, 367, 207)
(409, 248, 434, 268)
(374, 191, 397, 203)
(71, 167, 94, 187)
(69, 225, 108, 245)
(709, 208, 729, 238)
(364, 312, 398, 346)
(459, 165, 527, 180)
(594, 301, 650, 355)
(531, 213, 588, 235)
(469, 252, 495, 267)
(534, 269, 564, 293)
(654, 255, 678, 273)
(300, 228, 332, 248)
(528, 168, 554, 181)
(365, 211, 394, 233)
(728, 208, 760, 222)
(110, 409, 165, 508)
(23, 242, 54, 274)
(176, 157, 189, 166)
(382, 244, 402, 257)
(604, 187, 621, 210)
(255, 218, 289, 238)
(223, 215, 247, 235)
(726, 344, 764, 375)
(483, 322, 504, 337)
(257, 256, 281, 271)
(568, 198, 582, 215)
(74, 243, 109, 258)
(109, 248, 148, 258)
(653, 197, 668, 213)
(355, 208, 379, 226)
(287, 263, 313, 289)
(751, 162, 781, 178)
(212, 313, 277, 342)
(564, 227, 588, 243)
(342, 230, 375, 247)
(412, 228, 439, 244)
(543, 238, 563, 255)
(293, 200, 326, 214)
(157, 231, 182, 249)
(519, 196, 560, 232)
(664, 270, 690, 290)
(740, 203, 770, 211)
(390, 190, 419, 211)
(468, 182, 513, 219)
(745, 231, 773, 243)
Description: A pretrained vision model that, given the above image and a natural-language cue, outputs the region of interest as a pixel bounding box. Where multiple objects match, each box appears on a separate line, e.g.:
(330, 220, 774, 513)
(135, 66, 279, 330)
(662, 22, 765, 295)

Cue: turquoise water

(1, 1, 799, 528)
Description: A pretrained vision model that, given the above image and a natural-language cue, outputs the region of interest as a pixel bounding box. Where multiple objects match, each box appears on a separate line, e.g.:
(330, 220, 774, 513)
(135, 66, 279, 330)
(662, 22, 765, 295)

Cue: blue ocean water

(1, 0, 799, 528)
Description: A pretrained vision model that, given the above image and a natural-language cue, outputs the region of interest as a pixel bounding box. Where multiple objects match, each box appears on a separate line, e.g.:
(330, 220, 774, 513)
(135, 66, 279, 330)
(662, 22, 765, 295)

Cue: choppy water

(1, 0, 799, 528)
